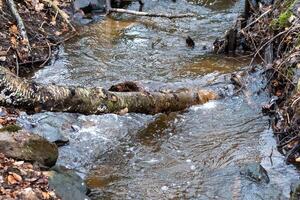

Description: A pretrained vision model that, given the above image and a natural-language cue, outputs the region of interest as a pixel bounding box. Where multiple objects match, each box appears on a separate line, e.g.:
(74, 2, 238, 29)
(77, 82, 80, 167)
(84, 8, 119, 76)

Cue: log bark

(0, 66, 218, 115)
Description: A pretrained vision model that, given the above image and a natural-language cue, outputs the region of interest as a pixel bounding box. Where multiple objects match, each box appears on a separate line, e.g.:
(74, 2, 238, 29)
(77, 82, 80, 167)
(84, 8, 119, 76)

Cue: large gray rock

(0, 131, 58, 167)
(45, 166, 90, 200)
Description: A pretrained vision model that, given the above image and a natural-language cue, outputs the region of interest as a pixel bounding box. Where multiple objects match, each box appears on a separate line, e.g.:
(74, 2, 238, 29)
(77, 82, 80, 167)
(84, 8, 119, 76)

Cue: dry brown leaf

(35, 2, 44, 12)
(12, 172, 22, 182)
(13, 161, 24, 166)
(9, 25, 19, 35)
(21, 38, 29, 46)
(10, 37, 17, 48)
(51, 16, 56, 26)
(0, 0, 3, 10)
(7, 175, 17, 185)
(54, 31, 62, 36)
(0, 50, 7, 56)
(42, 191, 50, 199)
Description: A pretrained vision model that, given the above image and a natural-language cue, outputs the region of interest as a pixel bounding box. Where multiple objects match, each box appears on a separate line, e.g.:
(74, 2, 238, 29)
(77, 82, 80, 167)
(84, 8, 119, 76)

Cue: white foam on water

(190, 100, 218, 111)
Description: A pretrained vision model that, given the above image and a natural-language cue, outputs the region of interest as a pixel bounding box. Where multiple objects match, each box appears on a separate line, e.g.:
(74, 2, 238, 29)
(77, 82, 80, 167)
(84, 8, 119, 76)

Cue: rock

(18, 114, 71, 146)
(240, 162, 270, 184)
(74, 0, 106, 13)
(0, 131, 58, 167)
(290, 180, 300, 200)
(45, 166, 90, 200)
(33, 123, 69, 146)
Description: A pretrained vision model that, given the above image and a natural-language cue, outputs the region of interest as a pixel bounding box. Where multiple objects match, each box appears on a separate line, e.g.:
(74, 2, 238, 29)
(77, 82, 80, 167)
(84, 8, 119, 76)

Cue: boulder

(44, 166, 90, 200)
(0, 131, 58, 167)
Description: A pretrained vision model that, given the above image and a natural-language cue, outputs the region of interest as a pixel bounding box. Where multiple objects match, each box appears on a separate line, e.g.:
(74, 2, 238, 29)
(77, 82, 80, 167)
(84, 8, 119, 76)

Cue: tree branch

(108, 8, 196, 19)
(6, 0, 30, 49)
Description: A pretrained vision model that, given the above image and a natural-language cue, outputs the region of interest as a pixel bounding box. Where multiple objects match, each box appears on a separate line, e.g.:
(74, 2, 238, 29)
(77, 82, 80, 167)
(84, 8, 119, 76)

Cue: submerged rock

(45, 166, 90, 200)
(290, 180, 300, 200)
(240, 162, 270, 184)
(74, 0, 106, 13)
(0, 131, 58, 167)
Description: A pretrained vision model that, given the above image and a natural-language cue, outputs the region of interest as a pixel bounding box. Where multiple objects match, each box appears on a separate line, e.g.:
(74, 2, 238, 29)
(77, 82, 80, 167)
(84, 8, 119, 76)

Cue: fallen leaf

(54, 31, 62, 36)
(35, 2, 44, 12)
(13, 161, 24, 166)
(11, 172, 22, 182)
(21, 38, 29, 46)
(42, 191, 50, 199)
(10, 37, 17, 48)
(51, 16, 56, 26)
(0, 56, 6, 62)
(9, 25, 19, 35)
(296, 157, 300, 162)
(7, 175, 17, 185)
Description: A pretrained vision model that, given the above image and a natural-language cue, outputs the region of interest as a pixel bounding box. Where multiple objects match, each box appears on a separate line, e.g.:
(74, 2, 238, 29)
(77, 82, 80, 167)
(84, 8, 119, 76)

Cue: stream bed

(17, 0, 300, 199)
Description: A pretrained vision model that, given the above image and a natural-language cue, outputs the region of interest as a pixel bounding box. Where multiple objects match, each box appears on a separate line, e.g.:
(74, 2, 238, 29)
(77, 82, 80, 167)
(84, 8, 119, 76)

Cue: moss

(0, 124, 22, 132)
(271, 0, 296, 29)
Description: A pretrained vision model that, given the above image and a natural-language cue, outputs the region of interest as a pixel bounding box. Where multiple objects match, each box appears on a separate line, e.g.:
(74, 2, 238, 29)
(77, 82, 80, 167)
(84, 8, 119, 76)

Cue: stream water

(17, 0, 300, 199)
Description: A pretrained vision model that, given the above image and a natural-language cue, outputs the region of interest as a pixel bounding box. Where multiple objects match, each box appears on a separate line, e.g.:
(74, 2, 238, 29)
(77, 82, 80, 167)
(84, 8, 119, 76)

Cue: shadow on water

(16, 0, 300, 199)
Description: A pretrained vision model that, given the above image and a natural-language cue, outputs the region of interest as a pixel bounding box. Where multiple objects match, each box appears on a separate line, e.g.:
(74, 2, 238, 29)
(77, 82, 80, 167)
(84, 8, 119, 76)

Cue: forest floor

(0, 0, 75, 75)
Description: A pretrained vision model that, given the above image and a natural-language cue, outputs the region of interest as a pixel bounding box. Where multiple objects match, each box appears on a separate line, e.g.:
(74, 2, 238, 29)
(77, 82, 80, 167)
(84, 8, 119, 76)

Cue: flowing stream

(17, 0, 300, 199)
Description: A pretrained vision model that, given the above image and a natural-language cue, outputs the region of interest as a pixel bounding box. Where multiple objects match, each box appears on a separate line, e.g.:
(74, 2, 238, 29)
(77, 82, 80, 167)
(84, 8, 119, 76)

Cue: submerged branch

(108, 8, 196, 19)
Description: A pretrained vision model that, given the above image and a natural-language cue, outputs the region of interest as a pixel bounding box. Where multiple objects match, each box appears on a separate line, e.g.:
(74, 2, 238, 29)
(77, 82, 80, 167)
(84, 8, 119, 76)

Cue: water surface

(18, 0, 300, 199)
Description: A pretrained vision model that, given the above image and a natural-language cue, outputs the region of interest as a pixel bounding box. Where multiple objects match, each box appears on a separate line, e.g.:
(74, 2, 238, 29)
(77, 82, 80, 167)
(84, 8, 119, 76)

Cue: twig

(15, 53, 19, 76)
(240, 8, 272, 31)
(108, 8, 196, 19)
(38, 41, 51, 68)
(6, 0, 31, 49)
(41, 0, 76, 31)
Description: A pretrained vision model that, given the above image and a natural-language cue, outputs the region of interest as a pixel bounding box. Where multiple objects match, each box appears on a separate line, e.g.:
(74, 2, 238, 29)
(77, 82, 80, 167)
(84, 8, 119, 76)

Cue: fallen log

(0, 66, 218, 115)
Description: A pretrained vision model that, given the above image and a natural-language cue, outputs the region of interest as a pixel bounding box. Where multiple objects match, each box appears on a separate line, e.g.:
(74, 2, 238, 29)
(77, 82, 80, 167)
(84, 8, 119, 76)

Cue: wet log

(0, 66, 218, 115)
